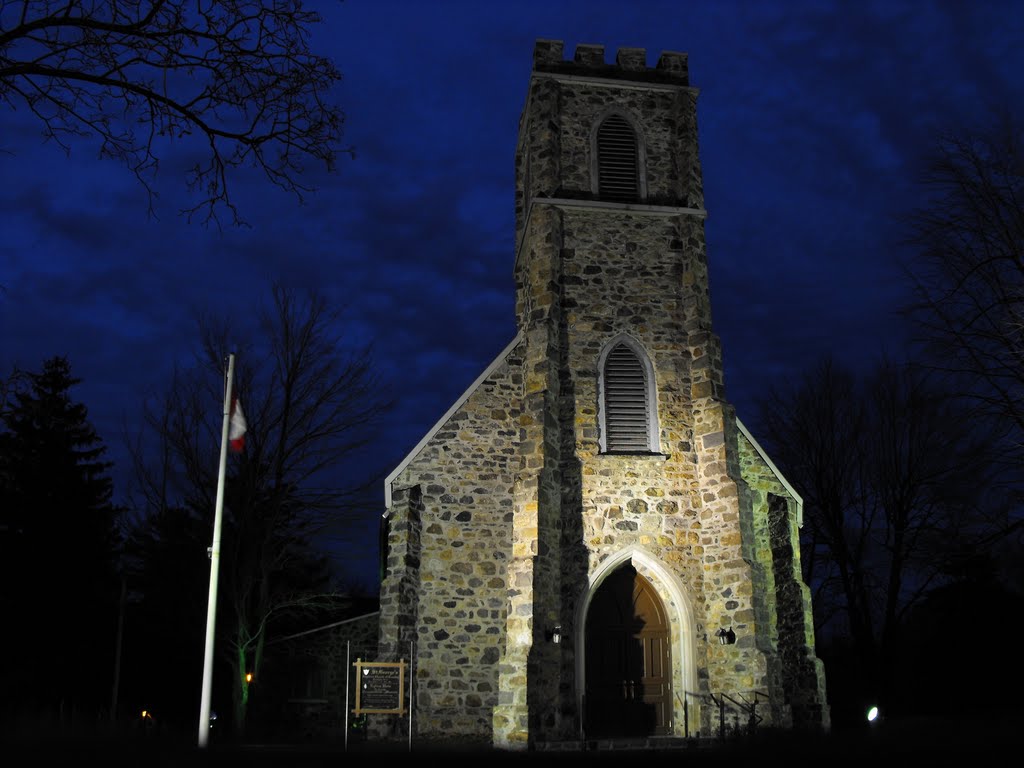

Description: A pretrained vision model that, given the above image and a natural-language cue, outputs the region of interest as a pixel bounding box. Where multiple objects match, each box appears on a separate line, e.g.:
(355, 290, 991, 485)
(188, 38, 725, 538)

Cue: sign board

(352, 659, 407, 715)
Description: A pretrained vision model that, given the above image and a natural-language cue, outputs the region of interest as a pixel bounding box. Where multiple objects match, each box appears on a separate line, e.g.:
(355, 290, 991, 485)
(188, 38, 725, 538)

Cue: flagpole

(198, 352, 235, 747)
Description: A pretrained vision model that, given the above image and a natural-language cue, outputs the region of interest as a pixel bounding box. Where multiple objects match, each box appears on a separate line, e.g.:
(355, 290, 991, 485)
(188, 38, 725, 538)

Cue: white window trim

(597, 333, 660, 453)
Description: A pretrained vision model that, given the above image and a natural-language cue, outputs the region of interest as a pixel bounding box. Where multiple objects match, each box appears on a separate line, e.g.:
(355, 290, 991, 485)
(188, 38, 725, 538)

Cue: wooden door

(585, 565, 671, 737)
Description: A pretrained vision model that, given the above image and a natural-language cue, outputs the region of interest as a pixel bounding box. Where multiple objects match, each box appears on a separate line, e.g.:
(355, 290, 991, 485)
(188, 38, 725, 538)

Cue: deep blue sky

(3, 0, 1024, 588)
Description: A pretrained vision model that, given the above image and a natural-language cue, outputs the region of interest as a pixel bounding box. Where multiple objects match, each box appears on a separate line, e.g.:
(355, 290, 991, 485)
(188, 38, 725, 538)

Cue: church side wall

(382, 344, 524, 744)
(737, 427, 787, 641)
(737, 428, 830, 730)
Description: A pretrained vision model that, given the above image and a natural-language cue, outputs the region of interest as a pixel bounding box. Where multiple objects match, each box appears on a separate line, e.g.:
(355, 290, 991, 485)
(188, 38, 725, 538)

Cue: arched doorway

(584, 564, 671, 738)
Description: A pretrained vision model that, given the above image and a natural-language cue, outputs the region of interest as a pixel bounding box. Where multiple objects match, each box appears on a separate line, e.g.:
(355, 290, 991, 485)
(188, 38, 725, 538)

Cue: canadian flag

(229, 397, 247, 453)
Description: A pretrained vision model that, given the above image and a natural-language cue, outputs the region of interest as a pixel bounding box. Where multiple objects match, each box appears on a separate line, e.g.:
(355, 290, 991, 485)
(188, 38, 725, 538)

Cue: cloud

(3, 0, 1023, 588)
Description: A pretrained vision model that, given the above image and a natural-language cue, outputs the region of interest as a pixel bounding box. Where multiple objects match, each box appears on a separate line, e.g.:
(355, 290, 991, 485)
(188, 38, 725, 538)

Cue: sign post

(351, 656, 412, 751)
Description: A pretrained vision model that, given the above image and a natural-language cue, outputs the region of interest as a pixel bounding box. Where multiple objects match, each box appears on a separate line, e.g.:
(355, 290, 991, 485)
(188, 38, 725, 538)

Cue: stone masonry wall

(372, 484, 423, 743)
(557, 202, 710, 735)
(496, 201, 568, 748)
(553, 204, 782, 733)
(382, 342, 524, 743)
(560, 205, 704, 617)
(517, 41, 789, 739)
(738, 429, 831, 730)
(554, 79, 701, 208)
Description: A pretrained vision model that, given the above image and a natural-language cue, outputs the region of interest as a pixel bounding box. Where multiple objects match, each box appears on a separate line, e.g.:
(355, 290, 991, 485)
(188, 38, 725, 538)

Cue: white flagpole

(198, 353, 235, 747)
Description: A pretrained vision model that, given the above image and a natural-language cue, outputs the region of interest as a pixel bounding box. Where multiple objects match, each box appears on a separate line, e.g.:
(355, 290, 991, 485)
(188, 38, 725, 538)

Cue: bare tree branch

(0, 0, 349, 225)
(128, 279, 391, 734)
(901, 115, 1024, 483)
(754, 355, 1007, 709)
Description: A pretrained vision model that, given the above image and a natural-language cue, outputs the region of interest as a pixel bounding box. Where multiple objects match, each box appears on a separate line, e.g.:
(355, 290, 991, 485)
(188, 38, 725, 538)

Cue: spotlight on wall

(715, 627, 736, 645)
(546, 625, 562, 644)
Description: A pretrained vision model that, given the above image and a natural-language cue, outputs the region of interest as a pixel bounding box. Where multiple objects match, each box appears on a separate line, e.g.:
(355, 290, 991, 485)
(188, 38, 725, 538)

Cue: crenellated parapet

(532, 38, 689, 86)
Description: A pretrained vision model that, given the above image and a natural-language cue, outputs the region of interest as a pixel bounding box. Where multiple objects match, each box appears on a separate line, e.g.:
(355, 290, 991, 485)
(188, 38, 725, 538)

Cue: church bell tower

(493, 39, 829, 747)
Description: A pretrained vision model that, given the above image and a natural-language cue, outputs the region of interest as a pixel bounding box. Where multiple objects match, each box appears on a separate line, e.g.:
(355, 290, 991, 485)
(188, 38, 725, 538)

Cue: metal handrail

(678, 689, 769, 740)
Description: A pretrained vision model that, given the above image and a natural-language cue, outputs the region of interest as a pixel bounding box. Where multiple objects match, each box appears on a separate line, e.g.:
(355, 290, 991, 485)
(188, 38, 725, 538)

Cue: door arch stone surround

(574, 545, 702, 738)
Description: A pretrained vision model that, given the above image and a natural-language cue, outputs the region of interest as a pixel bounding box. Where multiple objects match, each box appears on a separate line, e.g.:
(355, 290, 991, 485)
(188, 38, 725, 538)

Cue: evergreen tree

(0, 357, 122, 729)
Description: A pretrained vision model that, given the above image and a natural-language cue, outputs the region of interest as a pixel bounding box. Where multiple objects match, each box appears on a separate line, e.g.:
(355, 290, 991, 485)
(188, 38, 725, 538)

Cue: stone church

(376, 39, 830, 750)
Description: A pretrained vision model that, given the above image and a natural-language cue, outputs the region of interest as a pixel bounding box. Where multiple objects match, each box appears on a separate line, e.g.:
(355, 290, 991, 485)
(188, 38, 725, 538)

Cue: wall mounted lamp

(546, 625, 562, 644)
(715, 627, 736, 645)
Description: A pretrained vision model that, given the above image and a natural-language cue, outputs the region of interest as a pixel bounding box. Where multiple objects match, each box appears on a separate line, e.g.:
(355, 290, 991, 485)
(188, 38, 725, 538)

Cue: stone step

(535, 736, 715, 752)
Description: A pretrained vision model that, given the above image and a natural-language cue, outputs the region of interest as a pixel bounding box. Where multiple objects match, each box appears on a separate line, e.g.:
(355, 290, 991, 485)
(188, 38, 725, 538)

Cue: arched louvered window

(597, 115, 639, 202)
(602, 342, 653, 452)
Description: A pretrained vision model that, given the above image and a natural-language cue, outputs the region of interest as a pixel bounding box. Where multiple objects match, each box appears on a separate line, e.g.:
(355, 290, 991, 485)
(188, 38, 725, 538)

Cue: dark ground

(2, 715, 1018, 767)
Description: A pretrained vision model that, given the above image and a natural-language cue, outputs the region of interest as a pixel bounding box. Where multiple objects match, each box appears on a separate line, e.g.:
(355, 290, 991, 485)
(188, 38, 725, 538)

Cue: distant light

(246, 672, 253, 683)
(866, 705, 879, 722)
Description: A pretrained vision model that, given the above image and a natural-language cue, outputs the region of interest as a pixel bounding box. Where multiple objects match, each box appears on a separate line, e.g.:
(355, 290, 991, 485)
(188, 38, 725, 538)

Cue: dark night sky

(3, 0, 1024, 588)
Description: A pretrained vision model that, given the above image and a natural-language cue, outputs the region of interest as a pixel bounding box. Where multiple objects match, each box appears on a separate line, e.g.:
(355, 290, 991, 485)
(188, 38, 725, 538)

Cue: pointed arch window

(599, 337, 660, 453)
(596, 114, 639, 202)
